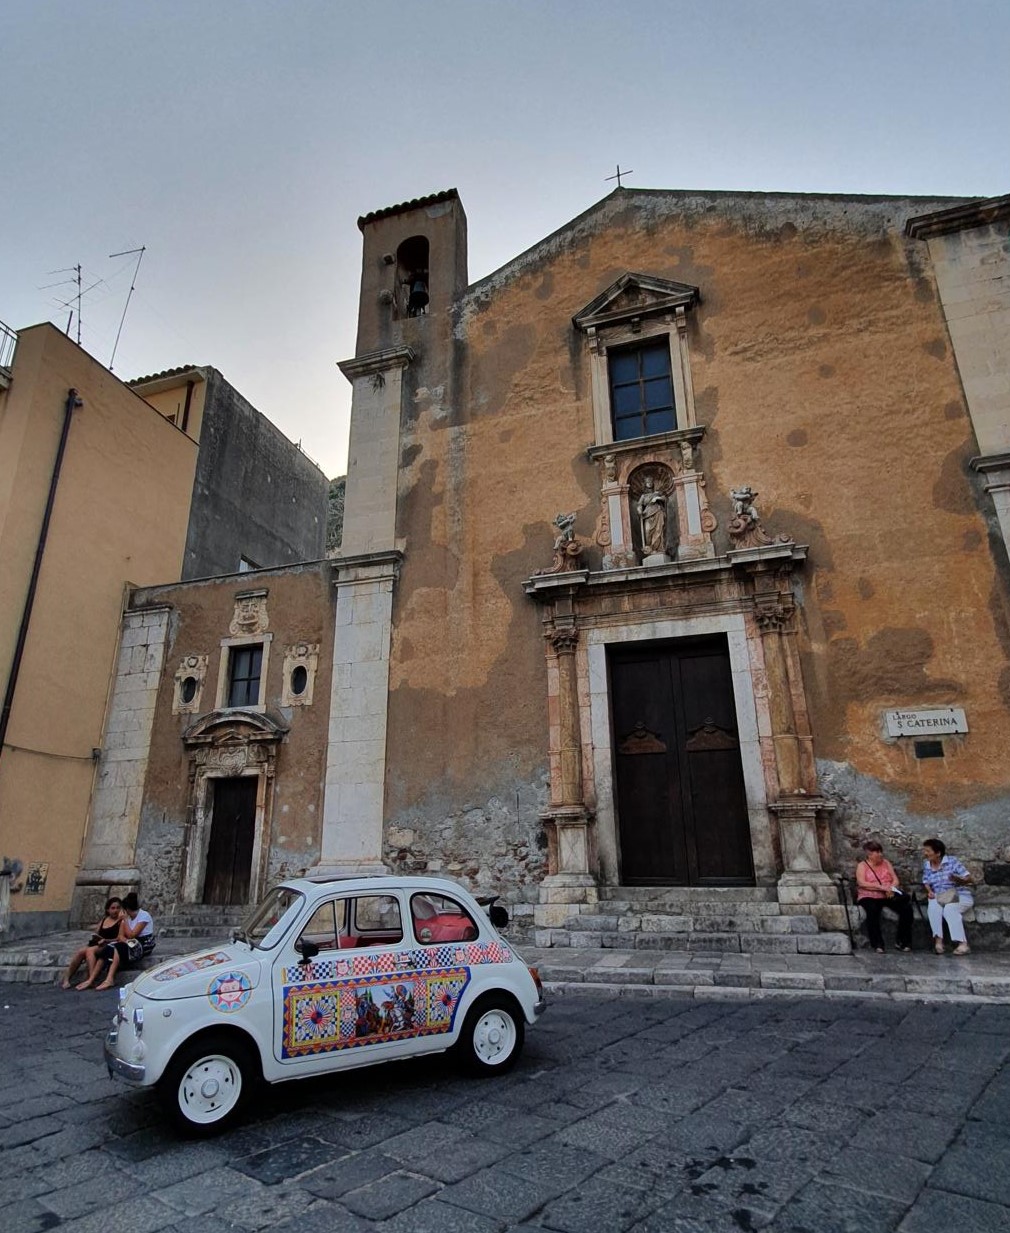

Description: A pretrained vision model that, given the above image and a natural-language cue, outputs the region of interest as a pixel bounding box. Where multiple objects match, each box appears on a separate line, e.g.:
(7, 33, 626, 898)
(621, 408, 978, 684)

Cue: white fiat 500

(104, 876, 545, 1135)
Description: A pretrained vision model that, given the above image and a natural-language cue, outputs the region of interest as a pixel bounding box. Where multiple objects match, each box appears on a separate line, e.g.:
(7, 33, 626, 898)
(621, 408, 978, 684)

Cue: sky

(3, 1, 1008, 479)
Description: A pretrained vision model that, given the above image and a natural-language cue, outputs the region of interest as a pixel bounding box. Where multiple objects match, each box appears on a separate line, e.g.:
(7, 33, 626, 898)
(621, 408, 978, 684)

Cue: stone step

(598, 885, 779, 905)
(562, 912, 816, 936)
(160, 908, 247, 926)
(537, 929, 852, 955)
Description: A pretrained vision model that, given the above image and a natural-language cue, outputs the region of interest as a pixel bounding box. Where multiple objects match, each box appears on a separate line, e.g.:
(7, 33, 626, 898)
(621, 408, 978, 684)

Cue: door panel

(204, 776, 257, 905)
(611, 637, 754, 886)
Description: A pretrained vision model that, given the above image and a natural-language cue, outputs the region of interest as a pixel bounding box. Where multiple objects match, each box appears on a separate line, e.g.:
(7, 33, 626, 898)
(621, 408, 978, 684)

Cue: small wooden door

(610, 636, 754, 885)
(204, 776, 258, 904)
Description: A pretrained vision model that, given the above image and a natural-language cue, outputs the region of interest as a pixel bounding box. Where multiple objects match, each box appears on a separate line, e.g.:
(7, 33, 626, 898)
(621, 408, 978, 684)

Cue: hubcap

(472, 1009, 516, 1065)
(179, 1054, 242, 1124)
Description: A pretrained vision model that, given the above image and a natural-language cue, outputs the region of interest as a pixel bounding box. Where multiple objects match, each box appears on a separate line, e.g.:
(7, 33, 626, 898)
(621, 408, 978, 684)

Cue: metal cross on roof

(605, 164, 633, 188)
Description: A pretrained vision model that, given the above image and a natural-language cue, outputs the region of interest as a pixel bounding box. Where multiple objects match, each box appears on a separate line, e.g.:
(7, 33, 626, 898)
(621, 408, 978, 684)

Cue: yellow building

(0, 324, 197, 935)
(0, 324, 330, 937)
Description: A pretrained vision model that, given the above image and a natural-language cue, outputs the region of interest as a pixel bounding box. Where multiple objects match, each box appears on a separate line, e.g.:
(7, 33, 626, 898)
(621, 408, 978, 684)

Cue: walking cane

(838, 876, 856, 953)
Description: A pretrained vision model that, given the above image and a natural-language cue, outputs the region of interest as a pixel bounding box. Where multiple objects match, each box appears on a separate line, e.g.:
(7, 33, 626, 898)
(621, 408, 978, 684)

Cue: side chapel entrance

(611, 636, 753, 886)
(204, 776, 258, 904)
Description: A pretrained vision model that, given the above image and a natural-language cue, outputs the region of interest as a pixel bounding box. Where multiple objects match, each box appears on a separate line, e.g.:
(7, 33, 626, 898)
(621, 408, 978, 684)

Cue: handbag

(124, 938, 144, 963)
(935, 888, 960, 907)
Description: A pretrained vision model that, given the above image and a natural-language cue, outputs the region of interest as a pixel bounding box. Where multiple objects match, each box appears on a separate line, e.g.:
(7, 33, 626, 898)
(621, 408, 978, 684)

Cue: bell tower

(316, 190, 467, 878)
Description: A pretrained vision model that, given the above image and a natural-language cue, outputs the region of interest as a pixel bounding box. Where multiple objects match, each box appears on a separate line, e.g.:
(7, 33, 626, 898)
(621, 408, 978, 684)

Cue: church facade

(83, 186, 1010, 946)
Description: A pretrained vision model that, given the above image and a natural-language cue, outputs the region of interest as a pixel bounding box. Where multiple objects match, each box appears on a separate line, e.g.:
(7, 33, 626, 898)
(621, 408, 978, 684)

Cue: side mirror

(296, 938, 319, 963)
(489, 905, 509, 929)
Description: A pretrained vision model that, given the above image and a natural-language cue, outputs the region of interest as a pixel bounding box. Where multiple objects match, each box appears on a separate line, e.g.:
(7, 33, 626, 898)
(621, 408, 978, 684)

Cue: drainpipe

(0, 388, 83, 761)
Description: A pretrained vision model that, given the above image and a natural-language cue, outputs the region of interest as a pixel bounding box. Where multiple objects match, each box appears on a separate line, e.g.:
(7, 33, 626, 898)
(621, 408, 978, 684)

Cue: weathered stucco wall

(383, 189, 1010, 892)
(181, 369, 328, 579)
(131, 563, 333, 912)
(0, 326, 196, 933)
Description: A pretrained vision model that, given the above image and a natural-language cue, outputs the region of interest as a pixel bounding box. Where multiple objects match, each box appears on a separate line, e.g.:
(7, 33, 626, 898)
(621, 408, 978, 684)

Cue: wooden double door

(610, 636, 754, 886)
(204, 776, 258, 904)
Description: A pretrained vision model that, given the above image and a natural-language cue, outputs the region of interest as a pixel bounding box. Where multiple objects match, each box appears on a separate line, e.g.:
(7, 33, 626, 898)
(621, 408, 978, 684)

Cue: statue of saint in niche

(637, 477, 668, 559)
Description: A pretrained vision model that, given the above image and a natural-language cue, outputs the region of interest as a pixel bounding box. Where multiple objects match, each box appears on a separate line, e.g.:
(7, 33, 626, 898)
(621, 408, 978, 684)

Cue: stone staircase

(534, 885, 852, 955)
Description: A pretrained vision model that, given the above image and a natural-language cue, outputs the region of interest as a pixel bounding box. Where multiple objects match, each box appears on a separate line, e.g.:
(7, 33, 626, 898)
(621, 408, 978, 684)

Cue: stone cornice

(970, 451, 1010, 474)
(586, 425, 705, 462)
(337, 347, 414, 382)
(330, 549, 404, 587)
(905, 194, 1010, 240)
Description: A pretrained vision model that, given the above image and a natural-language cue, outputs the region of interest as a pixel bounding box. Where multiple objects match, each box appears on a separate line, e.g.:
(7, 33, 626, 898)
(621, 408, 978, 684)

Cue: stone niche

(590, 426, 716, 569)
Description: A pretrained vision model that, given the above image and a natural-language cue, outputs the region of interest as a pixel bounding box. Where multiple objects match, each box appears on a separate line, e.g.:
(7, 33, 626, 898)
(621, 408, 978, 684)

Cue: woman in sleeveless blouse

(61, 898, 123, 989)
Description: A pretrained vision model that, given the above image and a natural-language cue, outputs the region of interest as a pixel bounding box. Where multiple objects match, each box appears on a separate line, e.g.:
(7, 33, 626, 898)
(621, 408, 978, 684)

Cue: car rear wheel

(159, 1034, 256, 1136)
(456, 996, 524, 1074)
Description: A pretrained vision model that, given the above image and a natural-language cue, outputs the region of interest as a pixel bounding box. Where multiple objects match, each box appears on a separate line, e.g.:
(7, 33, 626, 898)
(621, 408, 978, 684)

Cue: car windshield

(240, 886, 304, 950)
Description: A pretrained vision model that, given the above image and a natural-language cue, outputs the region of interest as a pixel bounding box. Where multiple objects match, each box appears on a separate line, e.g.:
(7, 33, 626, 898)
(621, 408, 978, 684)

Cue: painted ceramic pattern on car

(152, 951, 231, 982)
(281, 967, 470, 1058)
(282, 939, 511, 986)
(208, 971, 253, 1013)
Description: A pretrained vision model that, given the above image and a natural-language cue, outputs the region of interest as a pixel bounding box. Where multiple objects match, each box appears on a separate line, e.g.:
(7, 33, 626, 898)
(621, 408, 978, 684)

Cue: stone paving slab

(5, 984, 1008, 1231)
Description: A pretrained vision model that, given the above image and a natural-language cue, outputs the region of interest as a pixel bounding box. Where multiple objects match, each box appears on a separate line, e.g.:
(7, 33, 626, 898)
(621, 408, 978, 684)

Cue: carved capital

(548, 627, 579, 655)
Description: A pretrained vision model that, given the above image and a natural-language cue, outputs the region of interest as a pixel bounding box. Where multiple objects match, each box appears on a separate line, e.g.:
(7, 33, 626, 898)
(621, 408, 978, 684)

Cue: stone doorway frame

(180, 710, 287, 906)
(586, 613, 774, 888)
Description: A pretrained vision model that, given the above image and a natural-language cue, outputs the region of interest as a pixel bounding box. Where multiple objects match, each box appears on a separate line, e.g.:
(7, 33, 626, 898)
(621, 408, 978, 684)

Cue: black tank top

(97, 918, 120, 940)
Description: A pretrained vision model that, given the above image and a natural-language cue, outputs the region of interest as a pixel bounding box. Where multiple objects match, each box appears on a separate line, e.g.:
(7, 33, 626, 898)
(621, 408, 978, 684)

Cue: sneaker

(953, 943, 971, 956)
(934, 940, 945, 954)
(896, 945, 912, 952)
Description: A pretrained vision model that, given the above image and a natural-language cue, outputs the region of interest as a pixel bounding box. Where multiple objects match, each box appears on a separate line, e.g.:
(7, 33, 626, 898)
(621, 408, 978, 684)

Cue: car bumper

(533, 995, 547, 1017)
(104, 1031, 146, 1083)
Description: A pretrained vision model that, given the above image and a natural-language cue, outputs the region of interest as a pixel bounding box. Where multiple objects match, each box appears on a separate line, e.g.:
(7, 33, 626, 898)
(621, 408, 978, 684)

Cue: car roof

(275, 874, 483, 899)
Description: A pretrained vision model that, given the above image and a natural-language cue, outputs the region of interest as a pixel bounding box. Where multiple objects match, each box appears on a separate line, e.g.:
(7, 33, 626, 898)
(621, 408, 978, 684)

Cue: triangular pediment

(573, 273, 699, 331)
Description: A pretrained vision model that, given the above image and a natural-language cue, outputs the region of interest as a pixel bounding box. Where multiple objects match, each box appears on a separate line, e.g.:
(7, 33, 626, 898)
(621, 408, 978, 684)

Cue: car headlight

(132, 1007, 144, 1038)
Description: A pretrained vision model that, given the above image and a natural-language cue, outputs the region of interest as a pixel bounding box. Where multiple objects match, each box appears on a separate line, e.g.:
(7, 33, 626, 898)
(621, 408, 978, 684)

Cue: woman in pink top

(855, 840, 914, 953)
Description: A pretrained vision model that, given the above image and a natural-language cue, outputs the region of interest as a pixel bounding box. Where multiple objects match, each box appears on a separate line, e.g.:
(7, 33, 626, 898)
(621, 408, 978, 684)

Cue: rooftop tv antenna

(108, 245, 146, 371)
(41, 264, 99, 346)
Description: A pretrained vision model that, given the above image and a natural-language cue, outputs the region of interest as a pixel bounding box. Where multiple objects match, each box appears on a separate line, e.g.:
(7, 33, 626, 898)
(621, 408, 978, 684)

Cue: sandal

(934, 940, 945, 955)
(953, 943, 970, 956)
(874, 948, 885, 954)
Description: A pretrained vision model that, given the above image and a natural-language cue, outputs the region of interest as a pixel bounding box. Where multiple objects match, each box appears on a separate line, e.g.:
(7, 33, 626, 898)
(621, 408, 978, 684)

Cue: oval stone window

(180, 676, 198, 704)
(290, 665, 308, 697)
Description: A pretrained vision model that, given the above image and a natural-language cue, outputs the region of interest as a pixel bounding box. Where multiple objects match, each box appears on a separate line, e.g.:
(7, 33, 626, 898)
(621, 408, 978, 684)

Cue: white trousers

(926, 897, 967, 943)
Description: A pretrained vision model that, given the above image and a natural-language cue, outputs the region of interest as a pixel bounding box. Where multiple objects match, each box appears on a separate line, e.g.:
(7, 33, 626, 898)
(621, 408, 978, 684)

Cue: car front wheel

(159, 1034, 256, 1136)
(457, 996, 524, 1074)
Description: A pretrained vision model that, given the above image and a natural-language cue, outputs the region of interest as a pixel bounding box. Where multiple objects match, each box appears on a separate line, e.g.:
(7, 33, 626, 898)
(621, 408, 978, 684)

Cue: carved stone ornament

(534, 512, 584, 576)
(728, 486, 791, 550)
(172, 653, 208, 716)
(281, 642, 320, 707)
(754, 598, 794, 632)
(548, 626, 579, 655)
(229, 590, 269, 637)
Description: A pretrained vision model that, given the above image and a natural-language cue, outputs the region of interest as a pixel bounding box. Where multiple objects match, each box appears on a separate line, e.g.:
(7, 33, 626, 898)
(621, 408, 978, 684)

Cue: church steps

(535, 884, 852, 954)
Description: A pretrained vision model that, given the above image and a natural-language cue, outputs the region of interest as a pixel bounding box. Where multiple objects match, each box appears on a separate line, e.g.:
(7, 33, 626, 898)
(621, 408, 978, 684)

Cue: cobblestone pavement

(2, 985, 1009, 1233)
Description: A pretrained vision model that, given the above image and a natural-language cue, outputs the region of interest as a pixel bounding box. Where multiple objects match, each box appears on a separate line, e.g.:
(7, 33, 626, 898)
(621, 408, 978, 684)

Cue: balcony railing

(0, 320, 16, 370)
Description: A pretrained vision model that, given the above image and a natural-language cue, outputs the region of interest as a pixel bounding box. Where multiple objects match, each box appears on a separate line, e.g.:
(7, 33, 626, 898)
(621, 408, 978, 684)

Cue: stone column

(70, 604, 172, 925)
(539, 616, 596, 893)
(314, 552, 401, 879)
(752, 588, 838, 918)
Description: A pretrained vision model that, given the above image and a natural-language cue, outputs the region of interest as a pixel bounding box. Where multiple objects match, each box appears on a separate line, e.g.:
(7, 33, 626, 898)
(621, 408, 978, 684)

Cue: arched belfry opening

(396, 235, 429, 316)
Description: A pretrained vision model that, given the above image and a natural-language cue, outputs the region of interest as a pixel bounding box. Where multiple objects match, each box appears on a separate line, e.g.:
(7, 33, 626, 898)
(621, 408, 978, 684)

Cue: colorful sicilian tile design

(281, 967, 470, 1058)
(152, 951, 231, 982)
(282, 939, 510, 987)
(208, 971, 252, 1013)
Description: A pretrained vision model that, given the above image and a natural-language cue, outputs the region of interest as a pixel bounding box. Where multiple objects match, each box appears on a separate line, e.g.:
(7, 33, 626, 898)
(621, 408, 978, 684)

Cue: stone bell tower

(315, 190, 468, 876)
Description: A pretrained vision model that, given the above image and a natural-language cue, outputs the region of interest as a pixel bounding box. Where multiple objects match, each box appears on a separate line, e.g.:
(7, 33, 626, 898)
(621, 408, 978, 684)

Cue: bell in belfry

(407, 275, 429, 316)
